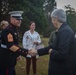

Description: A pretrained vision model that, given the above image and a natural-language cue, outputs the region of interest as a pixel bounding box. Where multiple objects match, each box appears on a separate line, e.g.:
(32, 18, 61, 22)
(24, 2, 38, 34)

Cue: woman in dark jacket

(30, 9, 75, 75)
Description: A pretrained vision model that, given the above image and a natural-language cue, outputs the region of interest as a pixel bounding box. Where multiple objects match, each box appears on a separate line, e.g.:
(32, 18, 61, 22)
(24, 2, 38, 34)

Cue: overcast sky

(56, 0, 76, 10)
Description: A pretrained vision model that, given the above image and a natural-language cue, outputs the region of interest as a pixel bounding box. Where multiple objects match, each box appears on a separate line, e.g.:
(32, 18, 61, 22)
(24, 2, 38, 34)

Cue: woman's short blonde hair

(0, 20, 9, 29)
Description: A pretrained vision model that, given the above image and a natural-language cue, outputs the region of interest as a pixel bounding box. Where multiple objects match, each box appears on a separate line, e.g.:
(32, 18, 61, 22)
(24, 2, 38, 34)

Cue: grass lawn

(16, 36, 49, 75)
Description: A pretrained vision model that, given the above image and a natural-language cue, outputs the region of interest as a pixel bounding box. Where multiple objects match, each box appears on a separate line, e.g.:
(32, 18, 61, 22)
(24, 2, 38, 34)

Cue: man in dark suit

(30, 9, 75, 75)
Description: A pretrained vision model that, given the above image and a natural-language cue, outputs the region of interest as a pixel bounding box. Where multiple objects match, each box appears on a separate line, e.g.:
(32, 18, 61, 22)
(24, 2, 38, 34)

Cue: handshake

(28, 49, 37, 56)
(20, 47, 53, 57)
(27, 48, 53, 56)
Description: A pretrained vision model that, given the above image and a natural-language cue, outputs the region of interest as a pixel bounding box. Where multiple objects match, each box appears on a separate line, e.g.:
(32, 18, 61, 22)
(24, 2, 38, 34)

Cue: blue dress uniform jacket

(38, 23, 75, 75)
(0, 24, 28, 69)
(0, 30, 2, 46)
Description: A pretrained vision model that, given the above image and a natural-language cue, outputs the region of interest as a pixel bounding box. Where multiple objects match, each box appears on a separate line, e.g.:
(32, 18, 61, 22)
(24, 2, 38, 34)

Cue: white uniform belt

(1, 44, 7, 48)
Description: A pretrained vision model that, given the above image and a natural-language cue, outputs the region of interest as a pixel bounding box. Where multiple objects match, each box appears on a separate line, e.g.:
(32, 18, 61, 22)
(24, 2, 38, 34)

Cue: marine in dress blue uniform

(0, 11, 28, 75)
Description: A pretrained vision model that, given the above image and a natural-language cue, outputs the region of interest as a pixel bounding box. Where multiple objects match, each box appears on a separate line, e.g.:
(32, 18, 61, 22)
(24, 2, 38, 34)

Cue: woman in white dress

(22, 21, 41, 75)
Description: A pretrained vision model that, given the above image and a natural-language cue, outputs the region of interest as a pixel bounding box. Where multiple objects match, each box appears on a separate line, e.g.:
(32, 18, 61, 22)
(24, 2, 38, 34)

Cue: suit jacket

(38, 23, 75, 75)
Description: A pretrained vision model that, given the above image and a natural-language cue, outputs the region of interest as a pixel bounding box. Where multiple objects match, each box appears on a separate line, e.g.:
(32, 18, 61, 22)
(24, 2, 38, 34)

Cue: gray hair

(51, 9, 66, 23)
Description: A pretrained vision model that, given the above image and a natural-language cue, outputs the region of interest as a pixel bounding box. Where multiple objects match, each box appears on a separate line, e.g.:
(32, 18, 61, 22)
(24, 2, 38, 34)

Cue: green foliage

(64, 5, 76, 31)
(0, 0, 57, 37)
(42, 0, 57, 37)
(0, 0, 47, 35)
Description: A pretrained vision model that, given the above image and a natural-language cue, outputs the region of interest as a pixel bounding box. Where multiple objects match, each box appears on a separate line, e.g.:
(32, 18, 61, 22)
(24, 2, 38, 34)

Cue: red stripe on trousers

(6, 69, 8, 75)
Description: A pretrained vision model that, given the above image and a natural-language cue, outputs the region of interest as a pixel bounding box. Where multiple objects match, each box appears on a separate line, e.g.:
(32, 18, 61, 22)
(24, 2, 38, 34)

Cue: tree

(0, 0, 47, 35)
(42, 0, 57, 37)
(64, 5, 76, 31)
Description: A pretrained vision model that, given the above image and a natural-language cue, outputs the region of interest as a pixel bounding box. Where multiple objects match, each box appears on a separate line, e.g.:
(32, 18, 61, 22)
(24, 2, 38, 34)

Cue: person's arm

(37, 33, 41, 44)
(37, 45, 52, 56)
(28, 45, 52, 56)
(48, 31, 54, 45)
(22, 32, 28, 49)
(2, 30, 28, 57)
(34, 32, 41, 45)
(49, 29, 73, 61)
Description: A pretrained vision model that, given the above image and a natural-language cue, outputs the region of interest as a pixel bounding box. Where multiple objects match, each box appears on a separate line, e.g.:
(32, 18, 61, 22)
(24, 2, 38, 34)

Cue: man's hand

(17, 56, 22, 61)
(34, 42, 38, 45)
(28, 49, 37, 56)
(49, 49, 52, 55)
